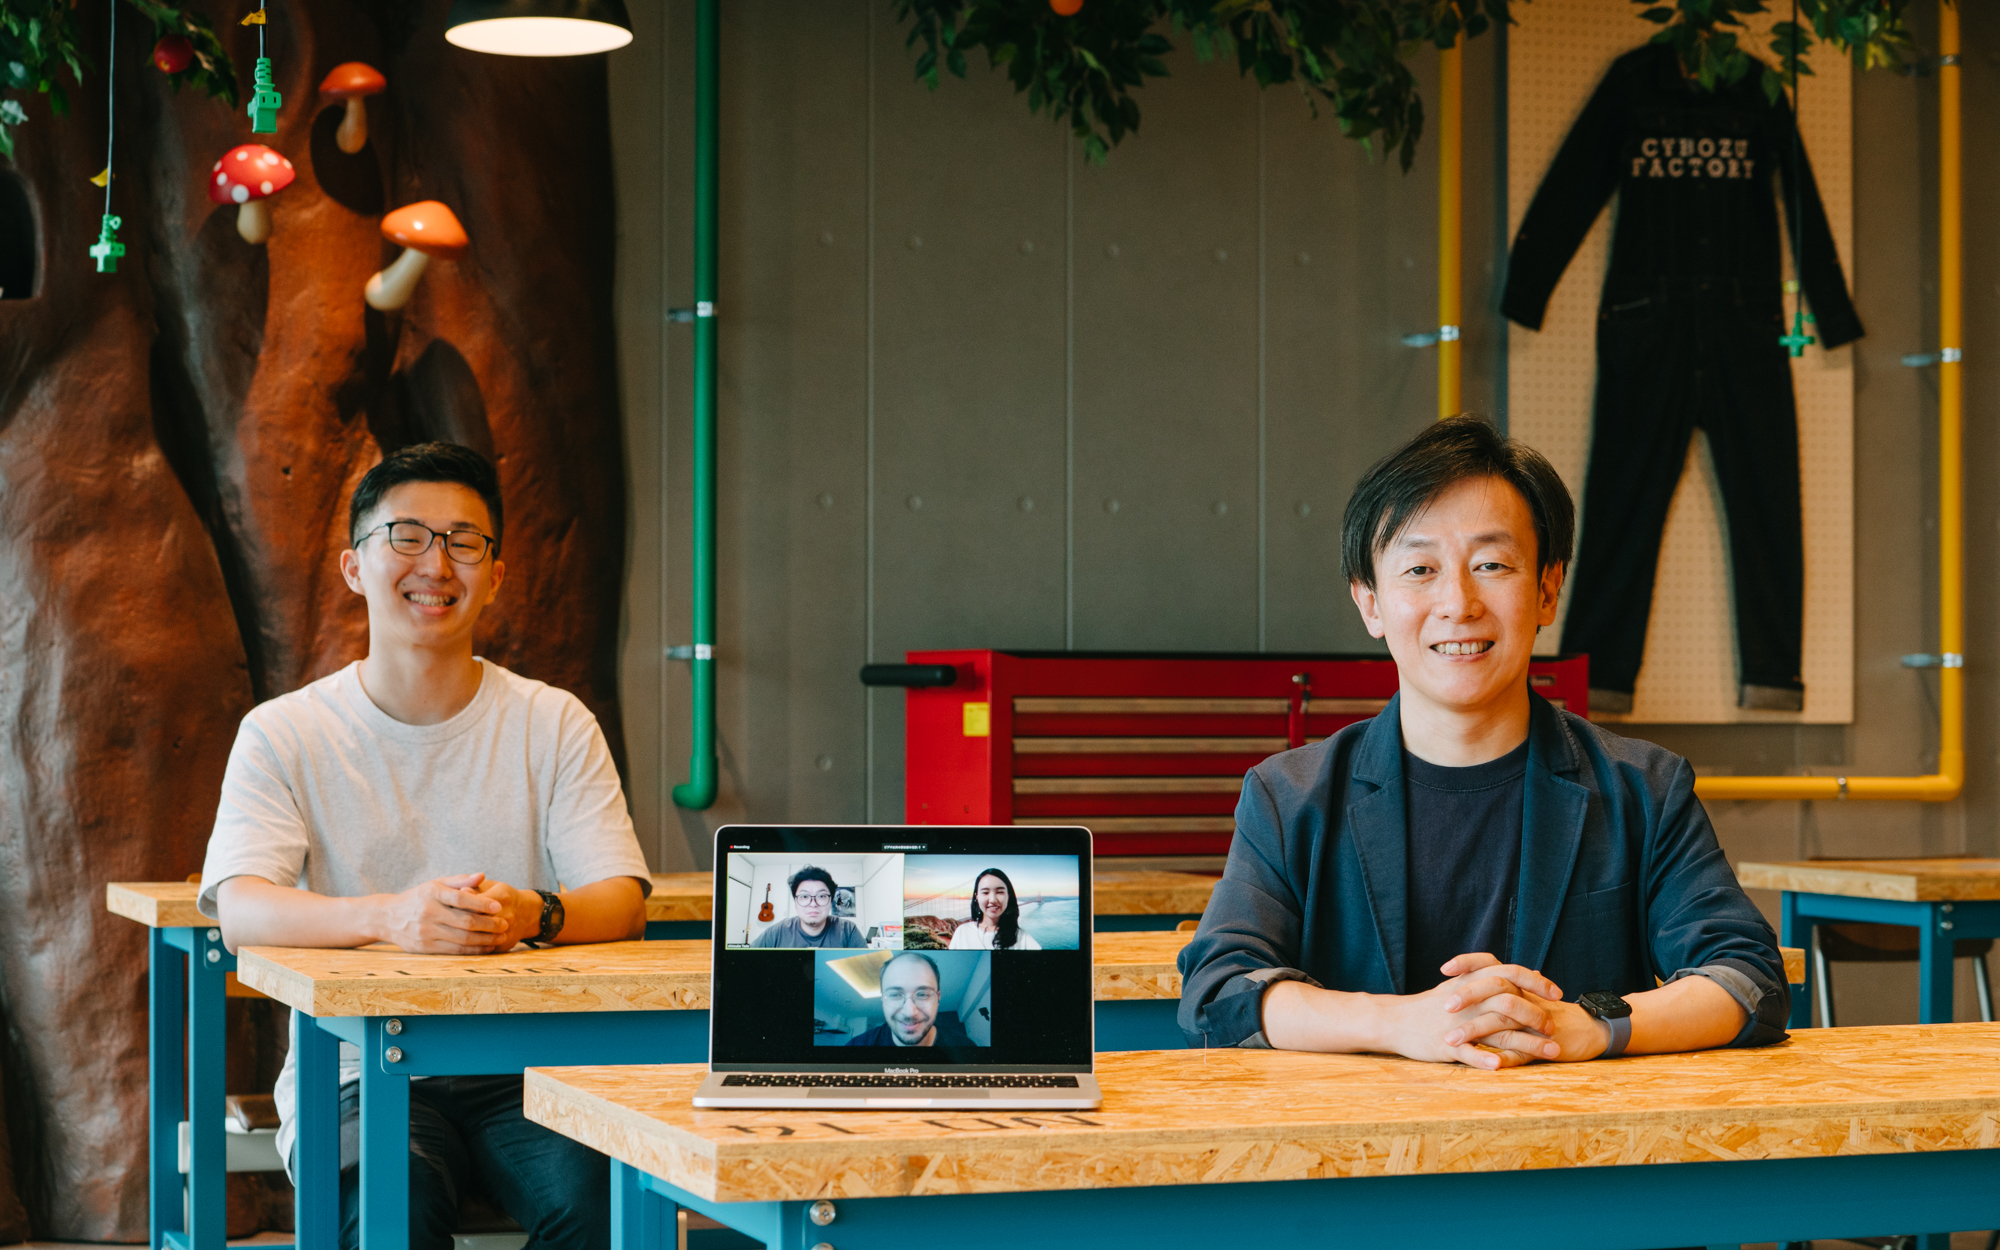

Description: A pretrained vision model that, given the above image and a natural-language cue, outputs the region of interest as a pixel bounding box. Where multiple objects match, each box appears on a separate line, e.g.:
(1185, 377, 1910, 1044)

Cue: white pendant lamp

(444, 0, 634, 56)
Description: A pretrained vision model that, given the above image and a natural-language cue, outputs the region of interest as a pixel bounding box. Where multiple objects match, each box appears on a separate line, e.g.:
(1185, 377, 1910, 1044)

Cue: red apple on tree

(152, 35, 194, 74)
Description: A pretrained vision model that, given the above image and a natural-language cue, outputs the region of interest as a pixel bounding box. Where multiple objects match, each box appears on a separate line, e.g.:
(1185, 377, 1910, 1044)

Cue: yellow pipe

(1695, 4, 1962, 804)
(1438, 35, 1463, 419)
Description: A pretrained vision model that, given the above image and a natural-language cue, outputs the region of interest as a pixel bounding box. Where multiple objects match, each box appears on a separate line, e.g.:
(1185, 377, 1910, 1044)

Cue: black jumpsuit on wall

(1502, 43, 1862, 713)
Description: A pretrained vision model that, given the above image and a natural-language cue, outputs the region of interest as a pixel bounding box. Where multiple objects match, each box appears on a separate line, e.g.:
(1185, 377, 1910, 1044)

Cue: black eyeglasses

(362, 521, 496, 565)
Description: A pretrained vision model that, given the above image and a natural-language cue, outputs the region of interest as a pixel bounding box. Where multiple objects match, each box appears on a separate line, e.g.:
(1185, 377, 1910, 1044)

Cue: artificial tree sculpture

(0, 0, 628, 1239)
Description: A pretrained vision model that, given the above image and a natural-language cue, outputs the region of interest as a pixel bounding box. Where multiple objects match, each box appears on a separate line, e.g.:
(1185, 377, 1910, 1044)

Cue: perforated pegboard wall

(1510, 2, 1855, 724)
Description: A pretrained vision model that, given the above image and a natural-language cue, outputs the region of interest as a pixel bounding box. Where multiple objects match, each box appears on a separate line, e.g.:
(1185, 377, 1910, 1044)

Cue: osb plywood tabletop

(236, 939, 712, 1017)
(1093, 871, 1217, 915)
(106, 882, 209, 929)
(1736, 858, 2000, 902)
(1093, 930, 1192, 999)
(526, 1023, 2000, 1203)
(233, 935, 1199, 1017)
(647, 873, 712, 921)
(107, 871, 1201, 932)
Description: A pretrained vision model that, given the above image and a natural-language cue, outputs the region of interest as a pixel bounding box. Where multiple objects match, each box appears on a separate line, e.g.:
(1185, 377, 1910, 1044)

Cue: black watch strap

(533, 889, 565, 945)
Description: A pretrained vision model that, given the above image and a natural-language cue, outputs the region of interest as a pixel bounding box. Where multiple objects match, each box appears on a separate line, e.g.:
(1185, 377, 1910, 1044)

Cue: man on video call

(754, 866, 866, 947)
(846, 952, 978, 1047)
(1179, 417, 1788, 1068)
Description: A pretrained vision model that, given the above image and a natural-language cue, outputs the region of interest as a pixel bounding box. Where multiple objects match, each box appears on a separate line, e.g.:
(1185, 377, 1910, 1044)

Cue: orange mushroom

(320, 63, 387, 154)
(208, 143, 296, 244)
(365, 201, 468, 311)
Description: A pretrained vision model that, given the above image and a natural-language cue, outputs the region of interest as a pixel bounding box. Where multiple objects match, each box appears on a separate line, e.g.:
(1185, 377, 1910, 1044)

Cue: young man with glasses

(197, 442, 651, 1250)
(753, 866, 865, 947)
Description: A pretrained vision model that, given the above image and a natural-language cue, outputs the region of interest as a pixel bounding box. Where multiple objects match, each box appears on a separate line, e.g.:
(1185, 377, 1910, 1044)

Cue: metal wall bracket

(1901, 653, 1965, 669)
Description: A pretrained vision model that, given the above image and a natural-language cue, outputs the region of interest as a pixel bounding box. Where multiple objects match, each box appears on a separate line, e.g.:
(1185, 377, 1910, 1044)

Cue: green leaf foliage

(895, 0, 1935, 169)
(1, 0, 235, 162)
(894, 0, 1516, 172)
(1635, 0, 1927, 101)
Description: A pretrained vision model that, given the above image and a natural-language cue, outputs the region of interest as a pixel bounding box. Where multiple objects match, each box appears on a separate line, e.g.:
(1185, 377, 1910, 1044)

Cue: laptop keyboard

(720, 1074, 1079, 1089)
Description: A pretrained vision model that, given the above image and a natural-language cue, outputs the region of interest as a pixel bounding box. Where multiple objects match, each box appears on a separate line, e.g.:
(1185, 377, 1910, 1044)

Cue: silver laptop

(693, 824, 1103, 1110)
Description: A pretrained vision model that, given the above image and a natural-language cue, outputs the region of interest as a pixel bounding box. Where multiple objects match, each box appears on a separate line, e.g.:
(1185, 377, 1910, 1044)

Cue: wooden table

(105, 883, 248, 1250)
(527, 1024, 2000, 1250)
(235, 931, 1213, 1250)
(1090, 869, 1218, 929)
(643, 873, 710, 938)
(1738, 858, 2000, 1026)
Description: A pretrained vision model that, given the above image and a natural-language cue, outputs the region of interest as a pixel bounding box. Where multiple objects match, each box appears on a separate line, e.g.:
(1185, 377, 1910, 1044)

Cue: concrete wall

(608, 1, 1998, 1025)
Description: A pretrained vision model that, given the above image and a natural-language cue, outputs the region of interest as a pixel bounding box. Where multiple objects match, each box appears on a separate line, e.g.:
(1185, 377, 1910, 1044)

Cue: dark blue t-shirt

(1403, 737, 1528, 993)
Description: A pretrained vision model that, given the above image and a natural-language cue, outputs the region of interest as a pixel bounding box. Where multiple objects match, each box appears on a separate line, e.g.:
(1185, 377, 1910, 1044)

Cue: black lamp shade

(444, 0, 634, 56)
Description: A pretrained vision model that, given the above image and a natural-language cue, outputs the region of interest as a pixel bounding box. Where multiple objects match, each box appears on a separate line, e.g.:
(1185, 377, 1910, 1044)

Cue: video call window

(725, 852, 904, 949)
(900, 854, 1081, 951)
(813, 949, 992, 1049)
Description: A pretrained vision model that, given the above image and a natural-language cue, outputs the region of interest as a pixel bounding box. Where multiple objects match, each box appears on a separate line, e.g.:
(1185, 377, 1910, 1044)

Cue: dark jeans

(1559, 294, 1806, 707)
(315, 1075, 608, 1250)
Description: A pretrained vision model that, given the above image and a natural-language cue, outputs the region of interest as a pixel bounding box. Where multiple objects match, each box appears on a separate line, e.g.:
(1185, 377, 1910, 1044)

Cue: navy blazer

(1177, 692, 1789, 1049)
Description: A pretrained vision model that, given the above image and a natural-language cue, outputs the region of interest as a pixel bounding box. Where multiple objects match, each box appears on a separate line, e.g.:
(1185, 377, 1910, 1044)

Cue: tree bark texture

(0, 0, 626, 1238)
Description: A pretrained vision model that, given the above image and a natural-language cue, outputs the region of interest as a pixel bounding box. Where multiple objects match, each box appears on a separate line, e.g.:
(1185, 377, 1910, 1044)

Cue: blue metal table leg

(150, 929, 188, 1250)
(611, 1160, 674, 1250)
(644, 920, 710, 940)
(359, 1019, 411, 1250)
(1093, 999, 1186, 1051)
(296, 1014, 341, 1250)
(1919, 902, 1955, 1024)
(1779, 891, 1813, 1029)
(188, 928, 229, 1250)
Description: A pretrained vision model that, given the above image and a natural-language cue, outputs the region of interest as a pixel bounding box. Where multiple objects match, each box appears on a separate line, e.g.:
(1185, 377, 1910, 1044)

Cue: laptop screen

(709, 825, 1094, 1072)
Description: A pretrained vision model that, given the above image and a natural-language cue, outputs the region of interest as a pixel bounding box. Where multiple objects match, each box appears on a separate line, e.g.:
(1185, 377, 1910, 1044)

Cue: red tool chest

(882, 651, 1590, 857)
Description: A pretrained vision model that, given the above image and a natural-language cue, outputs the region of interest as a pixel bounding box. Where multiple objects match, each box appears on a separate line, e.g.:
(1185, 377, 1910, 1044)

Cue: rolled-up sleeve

(1176, 771, 1319, 1047)
(1643, 758, 1790, 1046)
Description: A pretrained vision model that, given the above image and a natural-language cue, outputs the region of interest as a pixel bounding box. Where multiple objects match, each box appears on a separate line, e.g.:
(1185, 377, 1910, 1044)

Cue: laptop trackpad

(807, 1090, 988, 1101)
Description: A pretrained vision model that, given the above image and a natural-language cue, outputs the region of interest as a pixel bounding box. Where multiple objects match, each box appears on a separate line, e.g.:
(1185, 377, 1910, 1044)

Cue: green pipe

(672, 0, 719, 810)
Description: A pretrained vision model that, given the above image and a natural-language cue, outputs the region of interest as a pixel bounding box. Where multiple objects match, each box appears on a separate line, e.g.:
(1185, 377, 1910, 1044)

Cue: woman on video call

(949, 868, 1042, 951)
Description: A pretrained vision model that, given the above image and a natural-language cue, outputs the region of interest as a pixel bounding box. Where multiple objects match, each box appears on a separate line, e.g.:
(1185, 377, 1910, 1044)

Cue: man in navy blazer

(1178, 418, 1788, 1066)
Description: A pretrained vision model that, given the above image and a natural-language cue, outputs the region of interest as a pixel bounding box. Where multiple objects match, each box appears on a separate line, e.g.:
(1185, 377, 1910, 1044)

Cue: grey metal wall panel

(1261, 64, 1440, 655)
(1071, 57, 1262, 652)
(718, 1, 873, 832)
(866, 9, 1070, 815)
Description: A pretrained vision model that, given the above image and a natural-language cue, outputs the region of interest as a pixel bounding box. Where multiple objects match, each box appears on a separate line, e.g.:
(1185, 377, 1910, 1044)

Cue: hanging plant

(1640, 0, 1931, 100)
(1, 0, 237, 161)
(896, 0, 1936, 169)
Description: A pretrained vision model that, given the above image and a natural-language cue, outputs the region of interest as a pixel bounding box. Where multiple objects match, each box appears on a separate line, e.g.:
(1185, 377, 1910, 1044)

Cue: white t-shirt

(948, 921, 1042, 951)
(197, 659, 651, 1166)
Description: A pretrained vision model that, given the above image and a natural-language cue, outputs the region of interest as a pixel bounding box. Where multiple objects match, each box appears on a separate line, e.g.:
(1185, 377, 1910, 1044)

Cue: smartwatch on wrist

(1577, 991, 1633, 1058)
(532, 890, 566, 946)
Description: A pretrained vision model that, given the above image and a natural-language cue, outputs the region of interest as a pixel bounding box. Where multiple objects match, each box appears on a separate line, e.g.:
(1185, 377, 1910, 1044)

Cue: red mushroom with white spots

(209, 143, 296, 244)
(364, 201, 469, 311)
(320, 63, 387, 154)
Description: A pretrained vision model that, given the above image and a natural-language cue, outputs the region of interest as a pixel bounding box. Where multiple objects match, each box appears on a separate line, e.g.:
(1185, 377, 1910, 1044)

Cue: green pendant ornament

(247, 56, 282, 132)
(89, 214, 125, 273)
(1780, 309, 1816, 358)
